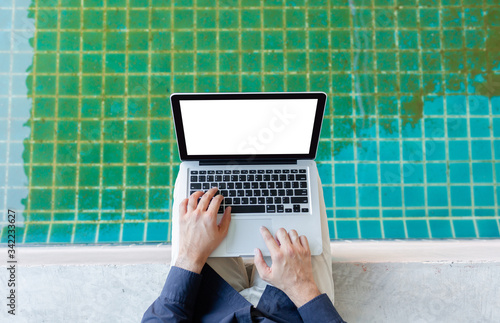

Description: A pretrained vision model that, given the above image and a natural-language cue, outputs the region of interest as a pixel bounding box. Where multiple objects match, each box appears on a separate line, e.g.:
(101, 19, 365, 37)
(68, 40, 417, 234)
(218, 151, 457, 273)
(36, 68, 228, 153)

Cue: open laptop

(171, 92, 327, 257)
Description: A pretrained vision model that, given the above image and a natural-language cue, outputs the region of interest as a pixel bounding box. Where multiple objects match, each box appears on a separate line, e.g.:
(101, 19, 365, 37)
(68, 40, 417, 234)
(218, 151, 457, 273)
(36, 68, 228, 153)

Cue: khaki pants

(171, 175, 335, 307)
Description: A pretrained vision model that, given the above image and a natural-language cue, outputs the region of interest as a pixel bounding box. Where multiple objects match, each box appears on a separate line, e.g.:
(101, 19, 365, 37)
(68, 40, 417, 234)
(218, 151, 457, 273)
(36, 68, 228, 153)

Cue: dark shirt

(142, 264, 345, 322)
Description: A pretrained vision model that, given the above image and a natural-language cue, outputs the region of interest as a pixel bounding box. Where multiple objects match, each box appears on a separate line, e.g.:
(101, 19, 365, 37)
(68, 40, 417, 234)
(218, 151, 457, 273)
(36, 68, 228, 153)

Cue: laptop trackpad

(226, 219, 272, 255)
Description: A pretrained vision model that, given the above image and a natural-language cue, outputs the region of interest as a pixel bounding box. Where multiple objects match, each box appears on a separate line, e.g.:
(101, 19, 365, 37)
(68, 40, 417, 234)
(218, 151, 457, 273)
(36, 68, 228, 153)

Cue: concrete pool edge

(11, 239, 500, 266)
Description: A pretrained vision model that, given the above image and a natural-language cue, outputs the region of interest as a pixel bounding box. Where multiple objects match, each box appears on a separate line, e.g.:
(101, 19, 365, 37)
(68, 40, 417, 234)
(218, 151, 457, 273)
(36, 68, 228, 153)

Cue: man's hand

(175, 188, 231, 274)
(254, 227, 321, 308)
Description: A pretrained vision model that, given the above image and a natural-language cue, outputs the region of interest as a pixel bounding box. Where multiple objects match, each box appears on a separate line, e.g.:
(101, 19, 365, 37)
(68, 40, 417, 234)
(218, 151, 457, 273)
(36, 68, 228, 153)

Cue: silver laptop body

(171, 92, 327, 257)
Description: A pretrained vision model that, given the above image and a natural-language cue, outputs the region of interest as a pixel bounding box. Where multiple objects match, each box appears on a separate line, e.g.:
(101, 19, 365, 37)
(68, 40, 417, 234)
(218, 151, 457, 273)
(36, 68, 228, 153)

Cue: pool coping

(11, 239, 500, 266)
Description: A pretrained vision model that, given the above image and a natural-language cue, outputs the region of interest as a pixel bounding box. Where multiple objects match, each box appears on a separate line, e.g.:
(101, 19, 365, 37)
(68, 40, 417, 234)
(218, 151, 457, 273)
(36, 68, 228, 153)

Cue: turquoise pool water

(0, 0, 499, 244)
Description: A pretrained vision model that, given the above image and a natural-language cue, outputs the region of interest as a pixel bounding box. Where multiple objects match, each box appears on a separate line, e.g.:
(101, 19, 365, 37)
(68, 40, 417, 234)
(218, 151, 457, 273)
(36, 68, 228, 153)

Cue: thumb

(253, 248, 271, 280)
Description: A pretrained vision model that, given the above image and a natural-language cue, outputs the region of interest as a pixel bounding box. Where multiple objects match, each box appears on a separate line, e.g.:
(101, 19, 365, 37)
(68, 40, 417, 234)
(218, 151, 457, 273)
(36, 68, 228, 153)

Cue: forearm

(298, 293, 346, 323)
(142, 266, 202, 322)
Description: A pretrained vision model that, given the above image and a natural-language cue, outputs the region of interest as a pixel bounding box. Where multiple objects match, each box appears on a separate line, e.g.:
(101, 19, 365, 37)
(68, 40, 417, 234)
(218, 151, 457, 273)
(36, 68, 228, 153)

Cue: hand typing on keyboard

(175, 187, 232, 274)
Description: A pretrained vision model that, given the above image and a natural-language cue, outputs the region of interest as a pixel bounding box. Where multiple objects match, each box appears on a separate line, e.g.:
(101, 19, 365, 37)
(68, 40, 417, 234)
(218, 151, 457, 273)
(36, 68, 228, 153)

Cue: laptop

(170, 92, 327, 257)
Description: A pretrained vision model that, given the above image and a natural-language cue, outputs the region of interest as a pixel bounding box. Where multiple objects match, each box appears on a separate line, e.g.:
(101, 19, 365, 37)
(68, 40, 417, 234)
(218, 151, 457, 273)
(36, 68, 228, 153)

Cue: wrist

(287, 283, 321, 308)
(175, 255, 206, 274)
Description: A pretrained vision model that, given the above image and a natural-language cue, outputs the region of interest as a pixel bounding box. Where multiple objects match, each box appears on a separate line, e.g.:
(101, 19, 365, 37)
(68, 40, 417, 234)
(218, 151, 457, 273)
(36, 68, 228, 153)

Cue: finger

(218, 206, 232, 235)
(179, 198, 189, 216)
(300, 235, 310, 251)
(188, 191, 204, 212)
(289, 229, 300, 245)
(253, 248, 271, 281)
(260, 226, 280, 254)
(197, 187, 218, 211)
(276, 227, 292, 246)
(207, 194, 224, 215)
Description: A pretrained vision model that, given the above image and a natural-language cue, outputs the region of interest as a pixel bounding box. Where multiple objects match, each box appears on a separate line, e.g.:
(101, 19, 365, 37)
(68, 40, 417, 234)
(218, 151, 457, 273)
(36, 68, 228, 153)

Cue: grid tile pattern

(1, 0, 500, 243)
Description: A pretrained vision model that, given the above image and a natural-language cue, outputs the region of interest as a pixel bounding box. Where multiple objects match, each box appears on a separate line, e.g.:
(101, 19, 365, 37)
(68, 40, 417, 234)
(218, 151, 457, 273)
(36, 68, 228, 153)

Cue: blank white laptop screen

(179, 99, 318, 155)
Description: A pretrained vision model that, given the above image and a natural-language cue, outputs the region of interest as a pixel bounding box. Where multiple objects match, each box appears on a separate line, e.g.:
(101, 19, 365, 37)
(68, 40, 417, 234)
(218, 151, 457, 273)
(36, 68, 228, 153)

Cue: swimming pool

(1, 0, 499, 244)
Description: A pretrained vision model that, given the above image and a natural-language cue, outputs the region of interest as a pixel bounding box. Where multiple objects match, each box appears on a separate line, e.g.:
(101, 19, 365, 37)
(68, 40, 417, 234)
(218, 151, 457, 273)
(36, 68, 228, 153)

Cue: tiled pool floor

(0, 0, 499, 243)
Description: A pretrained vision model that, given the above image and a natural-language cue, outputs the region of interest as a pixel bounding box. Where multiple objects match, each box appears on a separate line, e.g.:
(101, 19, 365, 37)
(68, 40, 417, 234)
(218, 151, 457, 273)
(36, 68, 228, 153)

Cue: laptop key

(243, 182, 251, 189)
(285, 208, 292, 213)
(286, 189, 294, 196)
(221, 190, 229, 196)
(229, 190, 236, 197)
(241, 170, 248, 174)
(294, 189, 307, 196)
(256, 175, 263, 181)
(267, 205, 276, 213)
(283, 169, 290, 174)
(276, 182, 283, 188)
(203, 183, 210, 190)
(208, 170, 215, 174)
(271, 175, 279, 181)
(264, 175, 271, 181)
(251, 182, 258, 189)
(293, 205, 300, 212)
(191, 176, 197, 182)
(300, 182, 307, 188)
(227, 183, 235, 189)
(233, 198, 240, 205)
(302, 208, 309, 212)
(237, 190, 245, 197)
(190, 183, 201, 189)
(224, 197, 232, 204)
(242, 198, 249, 204)
(287, 174, 294, 181)
(262, 190, 269, 196)
(279, 175, 286, 181)
(258, 170, 265, 174)
(259, 182, 266, 189)
(274, 197, 281, 204)
(199, 171, 207, 174)
(235, 183, 243, 189)
(190, 190, 196, 195)
(199, 175, 206, 182)
(284, 182, 291, 188)
(219, 183, 226, 189)
(191, 171, 198, 174)
(267, 182, 275, 189)
(258, 197, 265, 204)
(278, 189, 286, 196)
(283, 197, 290, 204)
(230, 205, 265, 213)
(299, 169, 306, 173)
(224, 170, 231, 174)
(247, 175, 254, 181)
(291, 197, 308, 204)
(277, 205, 284, 213)
(216, 170, 223, 174)
(296, 174, 307, 181)
(274, 170, 281, 173)
(291, 169, 298, 173)
(292, 182, 299, 188)
(231, 175, 238, 181)
(215, 175, 222, 181)
(250, 170, 256, 174)
(233, 170, 240, 174)
(266, 170, 273, 174)
(270, 190, 278, 196)
(207, 175, 214, 181)
(245, 190, 253, 196)
(266, 197, 273, 204)
(250, 197, 257, 204)
(239, 175, 246, 181)
(253, 190, 261, 196)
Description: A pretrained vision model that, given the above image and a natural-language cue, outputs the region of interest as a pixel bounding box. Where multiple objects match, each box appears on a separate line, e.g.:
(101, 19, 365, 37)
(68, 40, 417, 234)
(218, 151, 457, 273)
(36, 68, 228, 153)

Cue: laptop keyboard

(188, 168, 309, 214)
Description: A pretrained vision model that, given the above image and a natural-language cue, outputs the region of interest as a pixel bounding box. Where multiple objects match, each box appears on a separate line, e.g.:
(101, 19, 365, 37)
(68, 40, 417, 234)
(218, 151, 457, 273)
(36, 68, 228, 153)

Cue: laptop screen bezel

(171, 92, 327, 161)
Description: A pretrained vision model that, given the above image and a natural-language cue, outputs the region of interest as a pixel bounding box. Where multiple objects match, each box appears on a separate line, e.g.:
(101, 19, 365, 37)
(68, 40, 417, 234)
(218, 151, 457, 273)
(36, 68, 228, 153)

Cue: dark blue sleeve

(297, 294, 346, 323)
(142, 266, 202, 323)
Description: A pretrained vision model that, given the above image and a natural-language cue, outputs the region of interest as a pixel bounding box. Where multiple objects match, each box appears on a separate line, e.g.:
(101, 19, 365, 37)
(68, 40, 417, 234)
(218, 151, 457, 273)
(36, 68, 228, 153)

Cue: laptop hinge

(199, 159, 298, 166)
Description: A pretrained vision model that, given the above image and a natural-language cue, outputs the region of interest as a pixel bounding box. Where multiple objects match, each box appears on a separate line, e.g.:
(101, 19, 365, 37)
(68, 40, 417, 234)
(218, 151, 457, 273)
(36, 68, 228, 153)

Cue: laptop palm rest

(226, 219, 272, 255)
